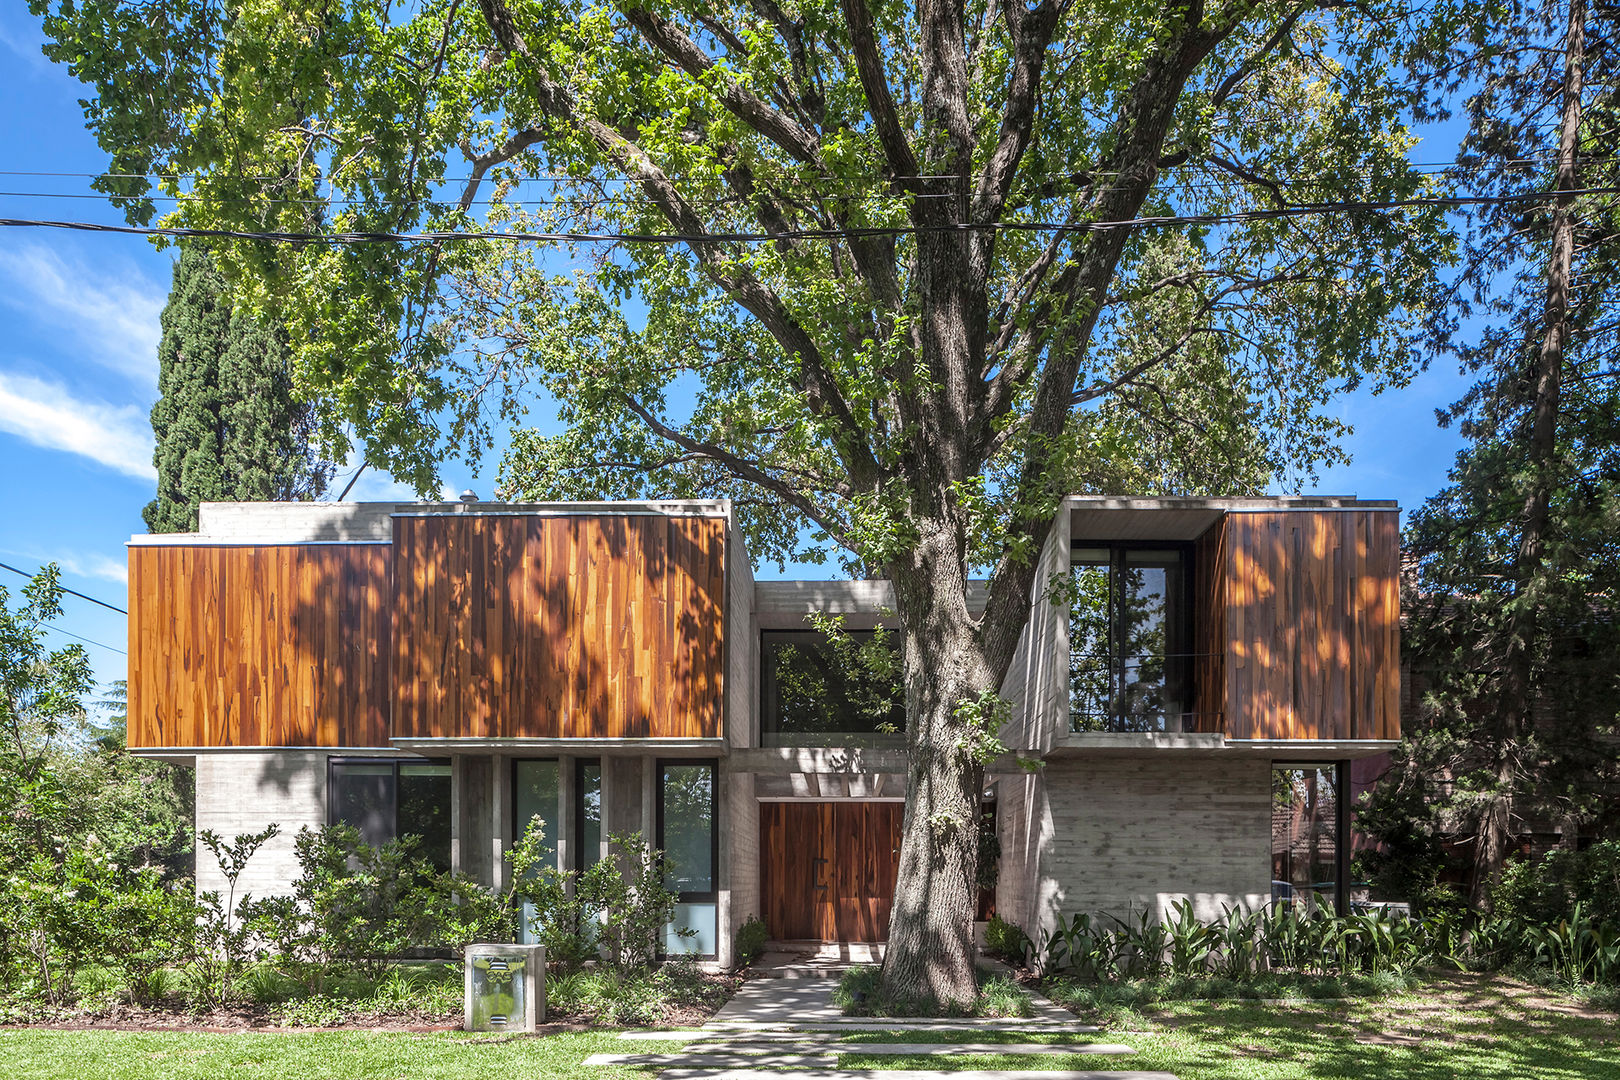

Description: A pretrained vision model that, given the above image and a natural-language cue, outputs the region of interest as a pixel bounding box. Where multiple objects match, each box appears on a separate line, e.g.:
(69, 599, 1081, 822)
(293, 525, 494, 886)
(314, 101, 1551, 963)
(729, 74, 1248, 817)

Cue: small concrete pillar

(464, 944, 546, 1031)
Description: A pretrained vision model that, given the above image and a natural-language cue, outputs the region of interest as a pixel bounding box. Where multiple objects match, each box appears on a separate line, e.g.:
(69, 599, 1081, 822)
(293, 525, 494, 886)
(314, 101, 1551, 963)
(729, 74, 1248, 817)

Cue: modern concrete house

(126, 496, 1401, 968)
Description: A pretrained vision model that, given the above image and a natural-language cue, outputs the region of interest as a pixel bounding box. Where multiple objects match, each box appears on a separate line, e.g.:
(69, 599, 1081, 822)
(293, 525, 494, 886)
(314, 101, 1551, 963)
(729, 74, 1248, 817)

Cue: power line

(0, 560, 128, 614)
(4, 186, 1618, 246)
(42, 622, 127, 656)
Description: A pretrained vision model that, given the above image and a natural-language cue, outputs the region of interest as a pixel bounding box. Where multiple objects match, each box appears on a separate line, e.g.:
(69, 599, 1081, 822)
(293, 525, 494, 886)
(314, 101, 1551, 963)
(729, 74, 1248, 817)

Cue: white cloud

(0, 371, 154, 480)
(55, 552, 130, 586)
(0, 245, 165, 385)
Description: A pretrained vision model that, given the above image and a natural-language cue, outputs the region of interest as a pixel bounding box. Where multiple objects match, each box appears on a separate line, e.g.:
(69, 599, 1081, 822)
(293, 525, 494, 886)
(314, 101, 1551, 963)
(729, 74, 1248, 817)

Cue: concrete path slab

(617, 1031, 710, 1041)
(709, 978, 848, 1025)
(659, 1071, 1177, 1080)
(585, 1053, 839, 1068)
(681, 1043, 1136, 1057)
(703, 1021, 1103, 1034)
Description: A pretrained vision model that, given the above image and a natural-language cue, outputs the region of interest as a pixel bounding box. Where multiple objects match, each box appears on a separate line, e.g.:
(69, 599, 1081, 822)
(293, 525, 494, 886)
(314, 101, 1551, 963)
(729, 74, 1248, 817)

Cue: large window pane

(513, 759, 560, 948)
(328, 758, 451, 871)
(660, 762, 715, 896)
(398, 763, 452, 870)
(1068, 545, 1188, 732)
(1272, 765, 1342, 911)
(761, 631, 905, 745)
(513, 759, 560, 867)
(331, 761, 394, 849)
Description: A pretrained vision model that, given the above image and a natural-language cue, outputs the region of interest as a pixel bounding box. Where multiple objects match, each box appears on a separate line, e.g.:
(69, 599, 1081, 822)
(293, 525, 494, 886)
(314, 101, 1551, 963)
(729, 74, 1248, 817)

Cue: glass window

(760, 630, 905, 745)
(1069, 544, 1189, 732)
(327, 758, 451, 870)
(658, 761, 716, 897)
(513, 759, 561, 868)
(1272, 764, 1344, 912)
(576, 760, 602, 872)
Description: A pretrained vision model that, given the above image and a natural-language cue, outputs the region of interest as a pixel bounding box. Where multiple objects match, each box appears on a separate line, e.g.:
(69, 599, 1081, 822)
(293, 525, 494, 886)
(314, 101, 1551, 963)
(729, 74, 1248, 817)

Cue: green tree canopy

(34, 0, 1453, 1003)
(145, 243, 333, 534)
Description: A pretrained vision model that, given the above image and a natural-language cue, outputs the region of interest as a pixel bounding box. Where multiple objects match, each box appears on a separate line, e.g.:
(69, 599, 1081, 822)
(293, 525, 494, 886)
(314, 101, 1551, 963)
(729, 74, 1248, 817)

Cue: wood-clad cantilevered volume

(390, 513, 726, 741)
(127, 544, 392, 749)
(1218, 510, 1401, 742)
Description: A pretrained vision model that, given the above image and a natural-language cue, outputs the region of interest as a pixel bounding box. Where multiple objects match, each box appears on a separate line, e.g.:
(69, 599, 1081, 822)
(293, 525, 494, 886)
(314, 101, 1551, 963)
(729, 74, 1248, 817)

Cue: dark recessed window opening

(576, 758, 603, 872)
(1069, 543, 1192, 732)
(760, 629, 906, 746)
(327, 757, 451, 870)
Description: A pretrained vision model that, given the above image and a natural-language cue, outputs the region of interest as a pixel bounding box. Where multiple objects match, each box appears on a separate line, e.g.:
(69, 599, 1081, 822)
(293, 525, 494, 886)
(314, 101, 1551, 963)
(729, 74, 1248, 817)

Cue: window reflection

(1069, 546, 1188, 731)
(1272, 764, 1342, 911)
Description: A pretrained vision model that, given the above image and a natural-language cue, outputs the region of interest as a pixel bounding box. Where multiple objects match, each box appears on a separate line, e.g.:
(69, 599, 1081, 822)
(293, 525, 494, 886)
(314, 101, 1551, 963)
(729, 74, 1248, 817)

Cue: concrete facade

(193, 750, 333, 902)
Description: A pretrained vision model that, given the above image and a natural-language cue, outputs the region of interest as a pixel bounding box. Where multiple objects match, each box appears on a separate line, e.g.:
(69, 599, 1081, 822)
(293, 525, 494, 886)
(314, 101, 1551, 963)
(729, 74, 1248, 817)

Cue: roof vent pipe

(460, 489, 479, 504)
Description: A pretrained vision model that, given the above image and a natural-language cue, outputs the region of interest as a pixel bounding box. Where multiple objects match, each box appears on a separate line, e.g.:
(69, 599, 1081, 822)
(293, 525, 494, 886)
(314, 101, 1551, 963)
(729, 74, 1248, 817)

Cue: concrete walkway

(591, 972, 1179, 1080)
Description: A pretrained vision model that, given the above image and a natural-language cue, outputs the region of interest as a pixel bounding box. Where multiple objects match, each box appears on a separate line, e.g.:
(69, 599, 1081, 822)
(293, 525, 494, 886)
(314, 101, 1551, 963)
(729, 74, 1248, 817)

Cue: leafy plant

(982, 913, 1029, 965)
(734, 915, 769, 966)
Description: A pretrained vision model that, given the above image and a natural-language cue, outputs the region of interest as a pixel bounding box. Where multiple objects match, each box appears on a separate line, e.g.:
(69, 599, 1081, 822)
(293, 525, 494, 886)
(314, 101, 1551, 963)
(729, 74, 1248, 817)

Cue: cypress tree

(144, 245, 331, 533)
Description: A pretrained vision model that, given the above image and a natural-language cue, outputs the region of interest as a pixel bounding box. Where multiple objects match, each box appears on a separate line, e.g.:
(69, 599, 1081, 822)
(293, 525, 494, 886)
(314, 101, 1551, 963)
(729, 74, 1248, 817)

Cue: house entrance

(761, 801, 903, 942)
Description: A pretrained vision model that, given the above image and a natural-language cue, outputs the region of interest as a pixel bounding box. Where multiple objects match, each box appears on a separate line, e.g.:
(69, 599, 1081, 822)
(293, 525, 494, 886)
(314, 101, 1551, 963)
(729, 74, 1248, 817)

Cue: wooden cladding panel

(391, 514, 725, 740)
(127, 544, 392, 749)
(1221, 511, 1400, 742)
(761, 801, 903, 942)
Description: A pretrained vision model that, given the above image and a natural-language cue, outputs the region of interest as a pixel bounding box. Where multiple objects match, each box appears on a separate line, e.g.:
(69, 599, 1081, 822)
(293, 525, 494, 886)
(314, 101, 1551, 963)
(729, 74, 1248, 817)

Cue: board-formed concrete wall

(1037, 756, 1271, 927)
(194, 750, 330, 900)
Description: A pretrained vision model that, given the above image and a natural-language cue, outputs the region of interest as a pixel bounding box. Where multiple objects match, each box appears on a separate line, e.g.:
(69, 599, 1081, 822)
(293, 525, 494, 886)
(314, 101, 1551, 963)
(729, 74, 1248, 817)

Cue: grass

(0, 1029, 645, 1080)
(834, 975, 1620, 1079)
(1, 974, 1613, 1079)
(832, 964, 1034, 1018)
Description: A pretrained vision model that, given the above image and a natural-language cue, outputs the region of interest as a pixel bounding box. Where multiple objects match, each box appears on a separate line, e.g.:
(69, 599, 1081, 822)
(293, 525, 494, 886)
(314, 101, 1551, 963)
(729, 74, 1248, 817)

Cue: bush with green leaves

(982, 913, 1029, 964)
(1493, 841, 1620, 927)
(734, 915, 768, 966)
(582, 831, 692, 972)
(250, 824, 507, 992)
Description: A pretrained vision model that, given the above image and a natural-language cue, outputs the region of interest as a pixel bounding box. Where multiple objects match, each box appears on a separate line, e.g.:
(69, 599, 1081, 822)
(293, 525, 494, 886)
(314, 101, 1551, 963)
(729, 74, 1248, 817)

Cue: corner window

(1069, 544, 1191, 732)
(327, 757, 451, 870)
(1272, 763, 1346, 913)
(657, 760, 717, 957)
(760, 630, 905, 746)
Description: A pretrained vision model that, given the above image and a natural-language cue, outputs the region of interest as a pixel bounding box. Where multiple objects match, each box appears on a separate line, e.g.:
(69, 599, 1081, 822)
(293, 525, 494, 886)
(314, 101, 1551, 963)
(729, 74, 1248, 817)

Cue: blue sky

(0, 10, 1470, 696)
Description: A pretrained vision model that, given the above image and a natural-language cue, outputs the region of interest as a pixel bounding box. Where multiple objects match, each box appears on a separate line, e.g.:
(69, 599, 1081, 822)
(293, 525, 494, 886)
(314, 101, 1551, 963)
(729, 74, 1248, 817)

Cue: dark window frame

(758, 628, 906, 744)
(1069, 539, 1196, 731)
(325, 756, 451, 866)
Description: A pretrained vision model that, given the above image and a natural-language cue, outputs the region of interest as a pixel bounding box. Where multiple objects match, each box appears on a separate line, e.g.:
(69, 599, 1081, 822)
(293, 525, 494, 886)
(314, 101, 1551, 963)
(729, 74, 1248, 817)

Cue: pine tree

(144, 245, 331, 533)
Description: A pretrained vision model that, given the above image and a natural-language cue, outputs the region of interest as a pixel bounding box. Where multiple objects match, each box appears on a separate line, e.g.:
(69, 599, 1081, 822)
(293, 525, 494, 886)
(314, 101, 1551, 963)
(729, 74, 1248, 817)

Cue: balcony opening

(1068, 542, 1193, 732)
(760, 629, 906, 747)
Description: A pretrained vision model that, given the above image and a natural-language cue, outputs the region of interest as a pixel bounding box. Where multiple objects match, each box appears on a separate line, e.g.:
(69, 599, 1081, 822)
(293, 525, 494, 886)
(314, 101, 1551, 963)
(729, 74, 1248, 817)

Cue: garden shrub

(1493, 841, 1620, 926)
(583, 831, 693, 972)
(982, 913, 1029, 963)
(734, 915, 769, 965)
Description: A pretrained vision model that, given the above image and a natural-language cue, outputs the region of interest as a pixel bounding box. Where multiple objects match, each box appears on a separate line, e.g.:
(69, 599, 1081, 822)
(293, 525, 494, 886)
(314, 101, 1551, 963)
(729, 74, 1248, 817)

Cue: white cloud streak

(0, 371, 154, 480)
(0, 245, 165, 385)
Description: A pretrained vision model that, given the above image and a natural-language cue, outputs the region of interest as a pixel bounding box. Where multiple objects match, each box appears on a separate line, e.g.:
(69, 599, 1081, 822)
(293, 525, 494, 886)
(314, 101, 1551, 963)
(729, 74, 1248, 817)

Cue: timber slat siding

(127, 544, 392, 749)
(1219, 510, 1400, 741)
(390, 514, 725, 741)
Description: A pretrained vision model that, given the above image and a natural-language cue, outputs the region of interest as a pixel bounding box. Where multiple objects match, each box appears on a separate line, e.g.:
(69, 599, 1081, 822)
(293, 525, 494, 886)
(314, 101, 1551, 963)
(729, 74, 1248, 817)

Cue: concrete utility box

(464, 944, 546, 1031)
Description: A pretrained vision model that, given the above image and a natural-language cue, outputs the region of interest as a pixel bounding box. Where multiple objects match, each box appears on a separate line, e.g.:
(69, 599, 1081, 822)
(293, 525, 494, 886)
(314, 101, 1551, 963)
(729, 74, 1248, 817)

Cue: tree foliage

(1376, 0, 1620, 905)
(145, 243, 333, 534)
(33, 0, 1452, 1004)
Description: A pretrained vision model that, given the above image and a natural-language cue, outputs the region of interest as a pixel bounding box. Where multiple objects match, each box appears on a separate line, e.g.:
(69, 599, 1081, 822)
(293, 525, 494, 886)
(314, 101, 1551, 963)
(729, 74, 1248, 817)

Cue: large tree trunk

(1473, 0, 1584, 907)
(879, 519, 999, 1009)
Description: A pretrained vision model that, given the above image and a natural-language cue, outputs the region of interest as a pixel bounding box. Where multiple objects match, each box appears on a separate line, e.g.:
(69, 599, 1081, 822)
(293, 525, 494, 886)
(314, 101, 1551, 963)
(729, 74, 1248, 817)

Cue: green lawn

(838, 976, 1620, 1079)
(1, 977, 1613, 1080)
(0, 1029, 647, 1080)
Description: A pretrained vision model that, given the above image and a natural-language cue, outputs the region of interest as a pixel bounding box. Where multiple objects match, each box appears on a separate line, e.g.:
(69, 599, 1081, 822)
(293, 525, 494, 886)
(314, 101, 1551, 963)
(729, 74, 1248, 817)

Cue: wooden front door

(761, 801, 903, 942)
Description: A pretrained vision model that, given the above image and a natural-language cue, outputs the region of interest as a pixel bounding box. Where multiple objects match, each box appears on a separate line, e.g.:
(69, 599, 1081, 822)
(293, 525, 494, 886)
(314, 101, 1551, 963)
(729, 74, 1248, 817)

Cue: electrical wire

(0, 560, 128, 614)
(3, 186, 1616, 246)
(42, 622, 127, 656)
